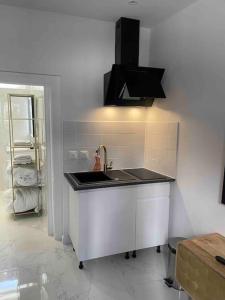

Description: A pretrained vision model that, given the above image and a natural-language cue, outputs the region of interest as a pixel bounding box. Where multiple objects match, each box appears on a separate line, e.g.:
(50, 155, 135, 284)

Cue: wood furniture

(176, 233, 225, 300)
(67, 182, 170, 268)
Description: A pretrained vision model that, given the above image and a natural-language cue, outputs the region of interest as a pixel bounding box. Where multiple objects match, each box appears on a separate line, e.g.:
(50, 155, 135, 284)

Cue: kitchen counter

(64, 168, 174, 191)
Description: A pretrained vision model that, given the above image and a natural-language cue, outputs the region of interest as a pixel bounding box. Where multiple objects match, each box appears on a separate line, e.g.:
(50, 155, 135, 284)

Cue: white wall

(0, 4, 150, 122)
(147, 0, 225, 237)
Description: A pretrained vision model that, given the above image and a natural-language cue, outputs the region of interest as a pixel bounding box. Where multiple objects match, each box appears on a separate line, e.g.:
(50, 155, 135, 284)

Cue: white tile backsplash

(63, 121, 145, 172)
(63, 121, 178, 176)
(144, 122, 179, 178)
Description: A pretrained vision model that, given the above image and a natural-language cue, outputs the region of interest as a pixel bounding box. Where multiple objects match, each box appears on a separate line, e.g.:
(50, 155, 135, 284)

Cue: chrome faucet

(96, 145, 112, 172)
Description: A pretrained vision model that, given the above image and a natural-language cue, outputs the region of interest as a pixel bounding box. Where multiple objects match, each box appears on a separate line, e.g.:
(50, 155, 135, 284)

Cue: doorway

(0, 71, 63, 241)
(0, 84, 48, 230)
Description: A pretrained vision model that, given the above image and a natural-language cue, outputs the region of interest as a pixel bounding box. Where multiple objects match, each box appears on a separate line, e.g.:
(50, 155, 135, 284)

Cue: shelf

(13, 184, 44, 189)
(12, 145, 34, 149)
(14, 208, 41, 216)
(11, 118, 35, 121)
(11, 144, 41, 149)
(8, 93, 43, 218)
(6, 147, 33, 153)
(13, 163, 36, 169)
(13, 161, 44, 168)
(8, 118, 44, 121)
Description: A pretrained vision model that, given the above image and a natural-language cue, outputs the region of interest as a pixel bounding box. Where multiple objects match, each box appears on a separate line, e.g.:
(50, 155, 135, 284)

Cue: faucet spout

(97, 145, 111, 173)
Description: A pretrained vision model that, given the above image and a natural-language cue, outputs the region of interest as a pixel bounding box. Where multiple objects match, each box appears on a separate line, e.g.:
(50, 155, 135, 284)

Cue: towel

(3, 189, 13, 201)
(7, 164, 43, 186)
(14, 189, 39, 213)
(6, 164, 12, 175)
(3, 189, 13, 213)
(14, 167, 38, 186)
(13, 154, 32, 165)
(5, 188, 40, 213)
(14, 154, 32, 160)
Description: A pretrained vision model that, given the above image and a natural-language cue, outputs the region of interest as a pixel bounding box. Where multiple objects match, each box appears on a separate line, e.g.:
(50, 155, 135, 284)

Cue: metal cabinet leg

(79, 261, 84, 269)
(125, 252, 130, 259)
(156, 246, 161, 253)
(132, 250, 137, 258)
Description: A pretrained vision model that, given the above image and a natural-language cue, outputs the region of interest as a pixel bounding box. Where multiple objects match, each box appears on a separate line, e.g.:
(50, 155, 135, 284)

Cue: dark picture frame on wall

(222, 170, 225, 204)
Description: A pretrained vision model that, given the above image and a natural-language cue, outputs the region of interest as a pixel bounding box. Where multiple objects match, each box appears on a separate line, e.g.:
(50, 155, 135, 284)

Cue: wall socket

(79, 150, 89, 160)
(68, 150, 78, 160)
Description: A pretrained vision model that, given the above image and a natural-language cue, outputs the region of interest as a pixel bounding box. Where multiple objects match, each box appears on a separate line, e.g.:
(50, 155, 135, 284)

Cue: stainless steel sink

(71, 171, 111, 184)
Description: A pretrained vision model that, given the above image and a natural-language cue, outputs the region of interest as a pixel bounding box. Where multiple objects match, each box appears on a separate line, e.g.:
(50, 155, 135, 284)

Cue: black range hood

(104, 17, 166, 107)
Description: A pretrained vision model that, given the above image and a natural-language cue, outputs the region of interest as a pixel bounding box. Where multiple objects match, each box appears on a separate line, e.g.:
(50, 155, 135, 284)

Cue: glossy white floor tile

(0, 196, 189, 300)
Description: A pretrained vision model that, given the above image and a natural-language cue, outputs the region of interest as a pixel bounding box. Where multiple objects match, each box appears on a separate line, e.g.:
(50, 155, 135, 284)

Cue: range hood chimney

(104, 17, 166, 107)
(115, 17, 140, 66)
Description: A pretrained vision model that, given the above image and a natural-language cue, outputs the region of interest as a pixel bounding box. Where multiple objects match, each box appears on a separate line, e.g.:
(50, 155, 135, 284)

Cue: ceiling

(0, 0, 198, 28)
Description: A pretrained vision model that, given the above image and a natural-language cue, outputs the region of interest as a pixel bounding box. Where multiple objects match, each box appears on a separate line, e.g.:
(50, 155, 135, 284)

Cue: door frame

(222, 170, 225, 204)
(0, 71, 63, 240)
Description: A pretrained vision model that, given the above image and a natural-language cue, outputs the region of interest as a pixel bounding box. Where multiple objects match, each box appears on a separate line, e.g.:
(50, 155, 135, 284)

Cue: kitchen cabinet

(136, 196, 170, 250)
(69, 185, 136, 261)
(68, 182, 171, 264)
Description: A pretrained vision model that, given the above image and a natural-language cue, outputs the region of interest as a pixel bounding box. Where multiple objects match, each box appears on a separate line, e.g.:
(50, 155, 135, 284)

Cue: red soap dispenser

(93, 150, 101, 171)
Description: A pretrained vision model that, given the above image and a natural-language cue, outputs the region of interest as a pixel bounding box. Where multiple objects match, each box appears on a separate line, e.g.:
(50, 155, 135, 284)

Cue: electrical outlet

(79, 150, 89, 160)
(68, 150, 78, 160)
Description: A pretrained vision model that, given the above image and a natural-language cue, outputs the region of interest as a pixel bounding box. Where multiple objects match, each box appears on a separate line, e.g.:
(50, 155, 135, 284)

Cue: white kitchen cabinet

(136, 196, 170, 250)
(69, 185, 136, 262)
(134, 183, 170, 250)
(68, 182, 171, 264)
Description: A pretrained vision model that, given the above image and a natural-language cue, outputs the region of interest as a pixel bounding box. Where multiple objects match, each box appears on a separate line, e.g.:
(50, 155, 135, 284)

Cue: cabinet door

(79, 187, 136, 261)
(136, 196, 170, 250)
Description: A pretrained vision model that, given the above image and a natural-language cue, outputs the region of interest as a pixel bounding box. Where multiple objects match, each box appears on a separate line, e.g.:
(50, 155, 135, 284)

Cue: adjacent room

(0, 83, 48, 239)
(0, 84, 47, 216)
(0, 0, 225, 300)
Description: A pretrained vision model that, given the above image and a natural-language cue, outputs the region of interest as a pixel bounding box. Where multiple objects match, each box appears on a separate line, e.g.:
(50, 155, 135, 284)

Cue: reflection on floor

(0, 196, 189, 300)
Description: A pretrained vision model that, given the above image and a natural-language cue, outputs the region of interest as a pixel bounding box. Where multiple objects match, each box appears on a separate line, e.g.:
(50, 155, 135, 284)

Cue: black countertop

(64, 168, 175, 191)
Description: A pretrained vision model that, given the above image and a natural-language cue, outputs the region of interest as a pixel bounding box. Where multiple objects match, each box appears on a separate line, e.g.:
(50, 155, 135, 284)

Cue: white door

(136, 196, 170, 250)
(79, 187, 136, 261)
